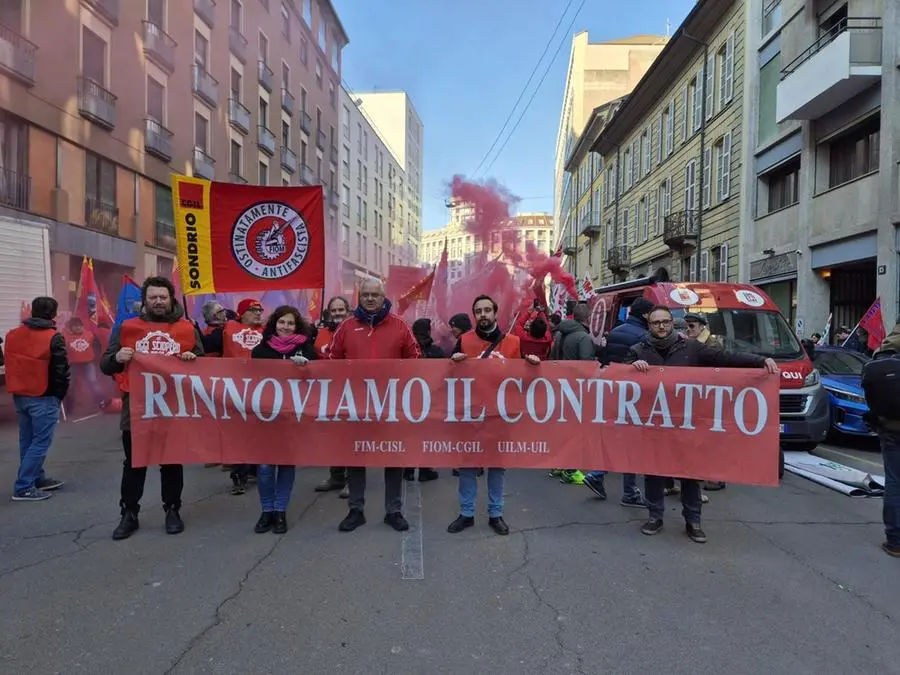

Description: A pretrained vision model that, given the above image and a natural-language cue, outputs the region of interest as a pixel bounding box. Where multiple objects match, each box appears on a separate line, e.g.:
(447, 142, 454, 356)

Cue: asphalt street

(0, 415, 898, 675)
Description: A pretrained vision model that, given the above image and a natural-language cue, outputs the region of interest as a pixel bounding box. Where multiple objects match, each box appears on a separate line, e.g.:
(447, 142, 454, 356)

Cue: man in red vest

(5, 296, 70, 501)
(447, 294, 541, 536)
(63, 316, 101, 410)
(329, 278, 421, 533)
(100, 276, 204, 540)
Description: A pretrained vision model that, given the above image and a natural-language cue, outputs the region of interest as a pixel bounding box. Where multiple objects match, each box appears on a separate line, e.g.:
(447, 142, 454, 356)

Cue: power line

(479, 0, 587, 178)
(470, 0, 578, 177)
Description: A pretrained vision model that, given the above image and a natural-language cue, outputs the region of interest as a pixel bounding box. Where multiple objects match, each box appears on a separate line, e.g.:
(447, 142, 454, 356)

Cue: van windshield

(671, 308, 804, 360)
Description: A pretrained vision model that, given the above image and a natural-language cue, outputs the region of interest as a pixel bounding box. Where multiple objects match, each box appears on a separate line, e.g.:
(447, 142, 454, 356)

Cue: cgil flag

(171, 176, 325, 295)
(74, 257, 115, 326)
(859, 298, 886, 350)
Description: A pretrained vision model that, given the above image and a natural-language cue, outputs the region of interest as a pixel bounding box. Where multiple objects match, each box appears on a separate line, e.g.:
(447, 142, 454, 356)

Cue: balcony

(194, 0, 215, 27)
(82, 0, 119, 26)
(192, 64, 218, 107)
(562, 243, 577, 255)
(281, 88, 294, 115)
(228, 171, 248, 184)
(330, 145, 338, 165)
(142, 21, 176, 73)
(0, 23, 36, 86)
(258, 125, 276, 156)
(228, 98, 251, 134)
(316, 130, 326, 151)
(258, 60, 273, 92)
(144, 118, 173, 162)
(580, 214, 602, 236)
(0, 167, 31, 210)
(280, 146, 298, 173)
(77, 77, 117, 130)
(663, 210, 699, 250)
(228, 26, 247, 63)
(606, 245, 631, 274)
(300, 164, 315, 185)
(300, 111, 311, 135)
(154, 219, 176, 251)
(777, 18, 882, 122)
(192, 148, 215, 180)
(84, 197, 119, 235)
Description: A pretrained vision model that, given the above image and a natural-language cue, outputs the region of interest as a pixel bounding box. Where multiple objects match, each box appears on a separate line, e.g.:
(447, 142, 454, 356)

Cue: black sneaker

(165, 507, 184, 535)
(112, 511, 140, 540)
(339, 509, 366, 532)
(403, 469, 416, 481)
(452, 469, 460, 477)
(641, 518, 664, 535)
(384, 512, 410, 531)
(255, 512, 275, 533)
(685, 522, 707, 543)
(35, 477, 65, 491)
(10, 487, 52, 502)
(273, 511, 288, 534)
(488, 517, 509, 536)
(703, 481, 726, 491)
(231, 474, 246, 496)
(881, 541, 900, 558)
(447, 515, 475, 533)
(620, 493, 647, 508)
(418, 469, 439, 482)
(583, 474, 607, 500)
(315, 476, 345, 492)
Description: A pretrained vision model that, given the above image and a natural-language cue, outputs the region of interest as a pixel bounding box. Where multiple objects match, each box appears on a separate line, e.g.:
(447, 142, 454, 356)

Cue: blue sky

(333, 0, 696, 232)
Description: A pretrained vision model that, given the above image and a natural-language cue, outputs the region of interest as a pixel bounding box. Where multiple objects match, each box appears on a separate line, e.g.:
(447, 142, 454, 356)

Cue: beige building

(338, 88, 422, 292)
(553, 33, 667, 258)
(0, 0, 346, 307)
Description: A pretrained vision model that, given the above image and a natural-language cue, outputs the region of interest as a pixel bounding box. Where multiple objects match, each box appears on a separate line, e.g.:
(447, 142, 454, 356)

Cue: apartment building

(742, 0, 899, 336)
(585, 0, 744, 289)
(0, 0, 347, 307)
(553, 33, 668, 257)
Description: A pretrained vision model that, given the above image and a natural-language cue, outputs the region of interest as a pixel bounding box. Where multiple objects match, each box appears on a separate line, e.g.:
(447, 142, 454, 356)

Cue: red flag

(19, 301, 30, 320)
(553, 246, 562, 258)
(386, 265, 428, 302)
(308, 289, 322, 322)
(530, 278, 548, 309)
(73, 257, 112, 326)
(396, 268, 436, 315)
(859, 297, 886, 350)
(432, 240, 450, 322)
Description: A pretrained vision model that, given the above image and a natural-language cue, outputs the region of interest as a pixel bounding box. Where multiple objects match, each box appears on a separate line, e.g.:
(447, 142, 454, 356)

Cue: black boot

(273, 511, 288, 534)
(255, 512, 275, 533)
(418, 469, 439, 482)
(165, 506, 184, 535)
(112, 510, 139, 540)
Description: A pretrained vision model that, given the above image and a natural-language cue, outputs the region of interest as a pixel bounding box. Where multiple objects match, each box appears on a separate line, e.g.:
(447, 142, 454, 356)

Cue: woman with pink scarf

(250, 305, 317, 534)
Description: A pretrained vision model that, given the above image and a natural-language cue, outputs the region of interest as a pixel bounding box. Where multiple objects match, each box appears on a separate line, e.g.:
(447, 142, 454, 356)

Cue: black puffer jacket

(626, 334, 767, 368)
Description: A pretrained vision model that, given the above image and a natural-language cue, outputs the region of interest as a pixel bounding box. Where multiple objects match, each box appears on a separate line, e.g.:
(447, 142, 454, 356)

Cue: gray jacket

(550, 320, 596, 361)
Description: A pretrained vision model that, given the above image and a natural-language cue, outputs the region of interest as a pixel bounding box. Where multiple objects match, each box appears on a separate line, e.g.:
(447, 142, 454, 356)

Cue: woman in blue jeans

(250, 305, 317, 534)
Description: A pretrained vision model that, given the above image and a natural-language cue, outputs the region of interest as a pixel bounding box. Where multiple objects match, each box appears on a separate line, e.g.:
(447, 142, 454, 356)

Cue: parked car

(812, 345, 874, 437)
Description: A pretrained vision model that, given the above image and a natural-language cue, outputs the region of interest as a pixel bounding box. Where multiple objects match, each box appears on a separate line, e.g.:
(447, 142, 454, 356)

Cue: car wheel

(788, 442, 819, 452)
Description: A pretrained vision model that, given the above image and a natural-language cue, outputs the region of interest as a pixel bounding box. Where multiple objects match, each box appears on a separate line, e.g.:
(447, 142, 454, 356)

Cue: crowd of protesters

(4, 274, 897, 557)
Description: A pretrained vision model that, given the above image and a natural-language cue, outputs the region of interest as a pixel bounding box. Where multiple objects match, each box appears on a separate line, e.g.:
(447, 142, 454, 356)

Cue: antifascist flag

(859, 298, 886, 350)
(171, 176, 325, 295)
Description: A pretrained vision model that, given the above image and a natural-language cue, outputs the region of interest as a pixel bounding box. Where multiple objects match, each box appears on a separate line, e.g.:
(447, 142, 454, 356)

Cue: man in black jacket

(627, 305, 778, 543)
(406, 318, 441, 481)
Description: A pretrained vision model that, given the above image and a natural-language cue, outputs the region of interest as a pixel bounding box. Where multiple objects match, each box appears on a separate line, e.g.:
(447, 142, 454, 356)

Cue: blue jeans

(458, 467, 505, 518)
(13, 395, 60, 494)
(880, 432, 900, 546)
(257, 465, 296, 512)
(585, 471, 641, 498)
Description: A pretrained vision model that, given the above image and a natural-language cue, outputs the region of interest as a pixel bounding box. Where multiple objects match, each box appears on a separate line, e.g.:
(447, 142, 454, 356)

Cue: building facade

(742, 0, 899, 337)
(338, 87, 422, 291)
(0, 0, 347, 309)
(553, 33, 668, 257)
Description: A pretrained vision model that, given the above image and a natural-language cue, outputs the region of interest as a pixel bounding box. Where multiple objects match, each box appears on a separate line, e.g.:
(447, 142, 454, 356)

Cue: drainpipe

(684, 32, 709, 273)
(613, 145, 621, 280)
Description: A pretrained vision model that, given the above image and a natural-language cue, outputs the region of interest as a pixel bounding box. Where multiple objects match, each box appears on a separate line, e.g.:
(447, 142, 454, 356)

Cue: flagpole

(840, 319, 862, 348)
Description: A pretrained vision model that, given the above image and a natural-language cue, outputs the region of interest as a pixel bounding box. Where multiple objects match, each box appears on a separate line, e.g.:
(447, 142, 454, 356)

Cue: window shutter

(724, 31, 735, 104)
(719, 242, 729, 281)
(643, 196, 650, 241)
(702, 147, 712, 208)
(684, 161, 696, 210)
(681, 88, 688, 141)
(699, 249, 709, 282)
(665, 176, 672, 215)
(693, 70, 703, 132)
(632, 139, 639, 182)
(689, 253, 697, 281)
(656, 115, 663, 165)
(720, 132, 732, 200)
(705, 54, 716, 120)
(666, 100, 675, 155)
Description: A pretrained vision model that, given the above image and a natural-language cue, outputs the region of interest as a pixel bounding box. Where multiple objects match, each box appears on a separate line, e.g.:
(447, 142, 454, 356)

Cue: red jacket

(329, 314, 421, 360)
(513, 309, 551, 360)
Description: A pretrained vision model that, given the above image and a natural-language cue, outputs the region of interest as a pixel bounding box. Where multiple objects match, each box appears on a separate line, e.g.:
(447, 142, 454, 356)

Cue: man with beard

(314, 295, 352, 496)
(100, 277, 204, 540)
(329, 279, 421, 532)
(447, 295, 541, 536)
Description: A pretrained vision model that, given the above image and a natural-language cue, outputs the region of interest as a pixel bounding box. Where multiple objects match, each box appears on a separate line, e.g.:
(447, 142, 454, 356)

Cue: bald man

(329, 279, 421, 533)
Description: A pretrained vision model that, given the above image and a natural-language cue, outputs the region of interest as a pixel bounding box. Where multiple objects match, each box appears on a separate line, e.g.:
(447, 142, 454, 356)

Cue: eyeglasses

(649, 320, 673, 327)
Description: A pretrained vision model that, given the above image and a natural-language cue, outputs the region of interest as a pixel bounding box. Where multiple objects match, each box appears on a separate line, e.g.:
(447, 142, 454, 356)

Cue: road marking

(400, 480, 424, 580)
(815, 447, 883, 470)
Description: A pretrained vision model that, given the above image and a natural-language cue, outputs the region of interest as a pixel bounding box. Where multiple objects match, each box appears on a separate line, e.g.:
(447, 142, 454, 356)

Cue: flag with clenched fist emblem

(171, 176, 325, 295)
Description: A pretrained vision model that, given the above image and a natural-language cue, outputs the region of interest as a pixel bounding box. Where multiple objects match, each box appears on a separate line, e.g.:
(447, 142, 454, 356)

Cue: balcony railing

(663, 210, 699, 249)
(192, 64, 219, 107)
(258, 125, 276, 155)
(580, 214, 602, 236)
(280, 146, 298, 173)
(228, 98, 250, 134)
(192, 147, 215, 180)
(228, 171, 248, 184)
(606, 245, 631, 273)
(144, 118, 173, 162)
(258, 60, 273, 92)
(0, 167, 31, 210)
(316, 130, 326, 151)
(228, 26, 247, 63)
(781, 17, 882, 79)
(300, 111, 311, 135)
(194, 0, 215, 28)
(0, 23, 36, 86)
(84, 197, 119, 234)
(330, 145, 338, 165)
(154, 219, 176, 250)
(281, 88, 295, 115)
(142, 21, 176, 73)
(77, 77, 117, 129)
(300, 164, 315, 185)
(83, 0, 119, 26)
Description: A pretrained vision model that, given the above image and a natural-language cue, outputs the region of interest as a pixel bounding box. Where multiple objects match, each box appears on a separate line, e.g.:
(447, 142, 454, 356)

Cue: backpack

(861, 355, 900, 420)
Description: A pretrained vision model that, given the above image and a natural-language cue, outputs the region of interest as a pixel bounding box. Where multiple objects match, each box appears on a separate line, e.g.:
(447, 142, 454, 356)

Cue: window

(624, 147, 632, 189)
(355, 232, 362, 260)
(194, 30, 208, 68)
(719, 32, 735, 107)
(765, 157, 800, 212)
(702, 147, 712, 208)
(716, 132, 732, 201)
(330, 37, 340, 72)
(148, 0, 165, 27)
(281, 120, 289, 146)
(639, 196, 649, 242)
(329, 81, 335, 107)
(259, 97, 268, 127)
(758, 54, 781, 144)
(356, 196, 362, 225)
(194, 112, 208, 151)
(656, 113, 664, 165)
(763, 0, 782, 35)
(302, 0, 312, 26)
(681, 87, 689, 141)
(642, 127, 651, 177)
(230, 140, 242, 175)
(230, 68, 242, 100)
(300, 139, 307, 164)
(315, 60, 322, 88)
(657, 178, 671, 235)
(363, 130, 369, 159)
(280, 3, 290, 41)
(692, 70, 703, 132)
(363, 165, 368, 194)
(684, 160, 697, 210)
(300, 35, 308, 65)
(341, 224, 350, 255)
(621, 208, 629, 246)
(146, 76, 165, 123)
(700, 249, 709, 281)
(705, 54, 715, 120)
(85, 152, 116, 208)
(281, 62, 289, 89)
(259, 32, 269, 66)
(82, 26, 106, 84)
(828, 116, 880, 188)
(259, 161, 268, 185)
(631, 139, 639, 182)
(318, 17, 327, 51)
(155, 183, 173, 225)
(230, 0, 242, 29)
(711, 243, 729, 281)
(356, 159, 362, 189)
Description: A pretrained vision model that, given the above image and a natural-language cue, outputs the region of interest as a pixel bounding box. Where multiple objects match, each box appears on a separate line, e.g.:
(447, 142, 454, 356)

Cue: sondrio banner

(129, 356, 780, 486)
(171, 176, 325, 295)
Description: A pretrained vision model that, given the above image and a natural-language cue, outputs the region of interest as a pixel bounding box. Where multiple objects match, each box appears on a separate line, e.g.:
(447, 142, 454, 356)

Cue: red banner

(129, 357, 780, 486)
(386, 265, 428, 301)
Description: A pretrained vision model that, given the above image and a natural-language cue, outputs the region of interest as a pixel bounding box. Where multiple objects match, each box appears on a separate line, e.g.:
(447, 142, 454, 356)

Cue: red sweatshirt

(329, 313, 421, 360)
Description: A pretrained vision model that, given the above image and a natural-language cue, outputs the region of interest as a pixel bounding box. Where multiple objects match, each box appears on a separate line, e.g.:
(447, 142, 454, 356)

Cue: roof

(563, 97, 627, 172)
(599, 35, 669, 46)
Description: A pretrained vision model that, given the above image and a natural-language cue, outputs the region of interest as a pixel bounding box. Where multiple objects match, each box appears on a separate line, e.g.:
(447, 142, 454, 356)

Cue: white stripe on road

(815, 446, 883, 471)
(400, 480, 424, 580)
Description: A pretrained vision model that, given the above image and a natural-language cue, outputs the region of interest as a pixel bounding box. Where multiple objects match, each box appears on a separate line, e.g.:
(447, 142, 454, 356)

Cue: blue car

(811, 345, 874, 437)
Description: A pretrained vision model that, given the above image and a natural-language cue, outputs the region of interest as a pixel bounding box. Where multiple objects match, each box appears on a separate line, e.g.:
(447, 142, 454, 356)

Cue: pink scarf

(268, 333, 307, 354)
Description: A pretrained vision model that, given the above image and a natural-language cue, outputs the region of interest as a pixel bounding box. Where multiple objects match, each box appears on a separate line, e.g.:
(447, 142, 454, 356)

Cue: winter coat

(604, 315, 648, 364)
(626, 334, 767, 369)
(550, 320, 596, 361)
